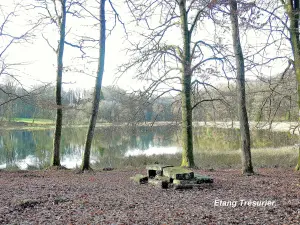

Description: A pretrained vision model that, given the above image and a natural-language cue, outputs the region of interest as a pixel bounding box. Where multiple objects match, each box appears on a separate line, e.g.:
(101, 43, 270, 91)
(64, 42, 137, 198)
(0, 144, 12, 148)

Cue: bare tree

(229, 0, 254, 174)
(52, 0, 66, 167)
(260, 0, 300, 171)
(237, 0, 300, 171)
(207, 0, 297, 173)
(32, 0, 77, 167)
(278, 0, 300, 170)
(81, 0, 106, 171)
(122, 0, 225, 167)
(33, 0, 69, 167)
(76, 0, 125, 171)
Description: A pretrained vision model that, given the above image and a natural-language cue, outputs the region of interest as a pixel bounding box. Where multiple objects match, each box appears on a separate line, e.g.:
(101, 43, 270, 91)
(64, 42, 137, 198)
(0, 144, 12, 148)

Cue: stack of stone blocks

(131, 164, 213, 189)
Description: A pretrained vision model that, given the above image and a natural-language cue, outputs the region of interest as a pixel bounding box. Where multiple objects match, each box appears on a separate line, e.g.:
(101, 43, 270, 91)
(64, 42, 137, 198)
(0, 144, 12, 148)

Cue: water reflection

(0, 126, 298, 169)
(125, 146, 180, 156)
(0, 126, 176, 169)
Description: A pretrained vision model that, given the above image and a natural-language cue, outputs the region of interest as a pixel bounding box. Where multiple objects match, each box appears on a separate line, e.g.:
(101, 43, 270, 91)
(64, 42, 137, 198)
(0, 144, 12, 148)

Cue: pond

(0, 125, 298, 169)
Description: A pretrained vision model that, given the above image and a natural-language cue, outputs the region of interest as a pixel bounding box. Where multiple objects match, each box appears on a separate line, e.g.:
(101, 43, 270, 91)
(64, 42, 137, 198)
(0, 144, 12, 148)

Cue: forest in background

(0, 69, 297, 125)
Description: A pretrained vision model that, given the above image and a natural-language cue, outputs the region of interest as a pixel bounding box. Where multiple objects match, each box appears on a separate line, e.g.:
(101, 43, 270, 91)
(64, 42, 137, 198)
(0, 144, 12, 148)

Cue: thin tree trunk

(81, 0, 106, 171)
(179, 0, 195, 168)
(285, 0, 300, 171)
(52, 0, 67, 166)
(32, 106, 37, 124)
(229, 0, 254, 174)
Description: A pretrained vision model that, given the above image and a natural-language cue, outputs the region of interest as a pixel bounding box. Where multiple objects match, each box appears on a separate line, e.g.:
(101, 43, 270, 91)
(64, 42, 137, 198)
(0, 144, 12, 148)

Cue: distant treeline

(0, 70, 297, 124)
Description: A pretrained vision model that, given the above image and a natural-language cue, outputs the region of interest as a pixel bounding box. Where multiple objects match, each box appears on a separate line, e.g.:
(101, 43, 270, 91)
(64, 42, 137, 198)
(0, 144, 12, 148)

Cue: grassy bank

(0, 118, 55, 130)
(12, 118, 54, 124)
(101, 146, 298, 170)
(0, 118, 121, 131)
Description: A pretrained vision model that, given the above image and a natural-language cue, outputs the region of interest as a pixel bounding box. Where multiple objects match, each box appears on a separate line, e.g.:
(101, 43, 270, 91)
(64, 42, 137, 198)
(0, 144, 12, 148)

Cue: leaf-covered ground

(0, 168, 299, 224)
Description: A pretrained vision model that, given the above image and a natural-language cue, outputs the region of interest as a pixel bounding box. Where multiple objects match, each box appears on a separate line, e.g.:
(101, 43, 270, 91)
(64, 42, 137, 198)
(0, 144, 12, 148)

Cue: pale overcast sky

(2, 0, 132, 90)
(1, 0, 291, 92)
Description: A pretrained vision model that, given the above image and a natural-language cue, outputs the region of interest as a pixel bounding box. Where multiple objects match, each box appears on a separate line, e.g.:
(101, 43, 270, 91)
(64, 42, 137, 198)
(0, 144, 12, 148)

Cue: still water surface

(0, 126, 298, 169)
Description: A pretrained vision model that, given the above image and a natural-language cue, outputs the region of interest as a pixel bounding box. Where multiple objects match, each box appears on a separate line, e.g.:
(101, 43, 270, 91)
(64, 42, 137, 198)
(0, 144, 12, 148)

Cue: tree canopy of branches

(122, 0, 226, 168)
(0, 1, 41, 112)
(280, 0, 300, 170)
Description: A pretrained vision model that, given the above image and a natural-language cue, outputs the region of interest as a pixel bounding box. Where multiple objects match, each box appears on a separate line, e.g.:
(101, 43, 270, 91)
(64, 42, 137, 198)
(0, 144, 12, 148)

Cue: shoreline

(1, 120, 300, 133)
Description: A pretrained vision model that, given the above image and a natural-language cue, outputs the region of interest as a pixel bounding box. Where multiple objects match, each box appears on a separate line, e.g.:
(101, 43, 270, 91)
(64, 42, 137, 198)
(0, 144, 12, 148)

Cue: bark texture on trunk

(52, 0, 67, 166)
(81, 0, 106, 171)
(284, 0, 300, 171)
(229, 0, 254, 174)
(179, 0, 195, 168)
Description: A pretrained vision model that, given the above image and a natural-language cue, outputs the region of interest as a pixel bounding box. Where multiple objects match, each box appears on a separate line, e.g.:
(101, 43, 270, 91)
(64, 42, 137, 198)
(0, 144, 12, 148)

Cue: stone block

(163, 167, 194, 180)
(194, 174, 214, 183)
(148, 179, 169, 189)
(146, 164, 173, 178)
(130, 174, 148, 184)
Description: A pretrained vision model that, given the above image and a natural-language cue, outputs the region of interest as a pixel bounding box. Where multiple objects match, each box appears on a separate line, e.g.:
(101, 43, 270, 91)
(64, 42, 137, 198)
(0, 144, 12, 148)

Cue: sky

(1, 0, 132, 91)
(1, 0, 292, 92)
(8, 26, 129, 89)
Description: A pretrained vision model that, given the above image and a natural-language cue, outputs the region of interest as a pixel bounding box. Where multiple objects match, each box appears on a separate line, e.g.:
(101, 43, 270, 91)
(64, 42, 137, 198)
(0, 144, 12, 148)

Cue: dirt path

(0, 168, 299, 224)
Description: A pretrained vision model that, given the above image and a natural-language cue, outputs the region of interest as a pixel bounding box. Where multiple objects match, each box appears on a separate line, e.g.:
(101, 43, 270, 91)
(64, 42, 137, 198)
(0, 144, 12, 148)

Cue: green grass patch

(12, 118, 54, 125)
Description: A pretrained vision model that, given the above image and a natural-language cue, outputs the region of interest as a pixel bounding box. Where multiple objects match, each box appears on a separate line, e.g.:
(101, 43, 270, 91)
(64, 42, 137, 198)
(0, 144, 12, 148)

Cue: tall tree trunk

(179, 0, 195, 168)
(284, 0, 300, 171)
(229, 0, 254, 174)
(52, 0, 67, 166)
(81, 0, 106, 171)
